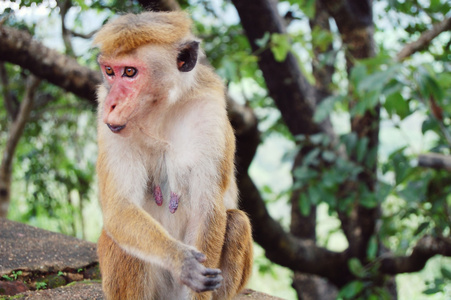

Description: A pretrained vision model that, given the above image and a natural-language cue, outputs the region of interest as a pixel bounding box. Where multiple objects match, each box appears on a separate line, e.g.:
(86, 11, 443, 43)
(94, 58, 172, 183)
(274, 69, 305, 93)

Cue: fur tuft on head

(94, 11, 193, 56)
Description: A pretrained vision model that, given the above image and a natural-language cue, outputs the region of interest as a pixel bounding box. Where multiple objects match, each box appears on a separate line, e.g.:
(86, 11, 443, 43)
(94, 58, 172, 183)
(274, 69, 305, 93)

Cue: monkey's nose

(107, 123, 126, 133)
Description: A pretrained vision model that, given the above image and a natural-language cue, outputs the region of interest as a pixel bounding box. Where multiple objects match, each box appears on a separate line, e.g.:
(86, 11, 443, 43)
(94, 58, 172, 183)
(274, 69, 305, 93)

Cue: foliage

(2, 271, 23, 281)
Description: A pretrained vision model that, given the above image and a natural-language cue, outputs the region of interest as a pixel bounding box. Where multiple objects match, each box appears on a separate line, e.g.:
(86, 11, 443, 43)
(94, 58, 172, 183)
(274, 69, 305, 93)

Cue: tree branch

(322, 0, 380, 259)
(231, 0, 335, 137)
(237, 170, 351, 286)
(0, 75, 40, 217)
(418, 153, 451, 171)
(57, 0, 75, 57)
(380, 236, 451, 274)
(137, 0, 181, 11)
(69, 29, 97, 39)
(397, 17, 451, 61)
(309, 0, 335, 93)
(0, 26, 100, 105)
(0, 62, 19, 120)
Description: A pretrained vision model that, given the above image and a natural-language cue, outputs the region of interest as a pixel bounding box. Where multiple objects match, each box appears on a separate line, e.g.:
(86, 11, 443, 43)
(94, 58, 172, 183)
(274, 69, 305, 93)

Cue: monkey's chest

(143, 183, 194, 243)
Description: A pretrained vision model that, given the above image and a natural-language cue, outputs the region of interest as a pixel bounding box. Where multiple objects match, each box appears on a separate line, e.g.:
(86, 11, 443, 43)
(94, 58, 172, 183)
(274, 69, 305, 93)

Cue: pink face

(98, 55, 149, 134)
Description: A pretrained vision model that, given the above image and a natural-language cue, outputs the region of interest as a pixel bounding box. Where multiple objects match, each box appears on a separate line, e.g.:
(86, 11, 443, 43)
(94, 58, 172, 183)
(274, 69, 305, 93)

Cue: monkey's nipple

(107, 123, 126, 133)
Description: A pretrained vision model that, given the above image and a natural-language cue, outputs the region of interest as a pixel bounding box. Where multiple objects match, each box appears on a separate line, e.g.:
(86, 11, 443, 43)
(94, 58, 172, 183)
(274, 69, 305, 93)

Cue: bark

(137, 0, 181, 11)
(0, 75, 40, 217)
(291, 3, 338, 298)
(0, 64, 19, 120)
(309, 0, 335, 93)
(57, 0, 76, 57)
(380, 236, 451, 274)
(237, 170, 351, 286)
(0, 26, 100, 105)
(230, 0, 335, 138)
(419, 153, 451, 171)
(321, 0, 380, 261)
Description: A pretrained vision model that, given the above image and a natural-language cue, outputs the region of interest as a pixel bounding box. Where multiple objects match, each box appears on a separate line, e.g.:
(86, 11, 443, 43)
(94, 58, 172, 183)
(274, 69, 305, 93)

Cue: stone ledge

(0, 219, 283, 299)
(5, 283, 282, 299)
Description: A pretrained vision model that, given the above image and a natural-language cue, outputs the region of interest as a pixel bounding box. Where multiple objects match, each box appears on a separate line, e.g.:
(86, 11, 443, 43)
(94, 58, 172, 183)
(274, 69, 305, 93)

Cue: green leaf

(367, 235, 378, 260)
(440, 267, 451, 280)
(299, 193, 311, 216)
(358, 65, 400, 93)
(417, 66, 444, 101)
(314, 95, 345, 123)
(384, 92, 410, 119)
(261, 185, 273, 194)
(376, 181, 392, 202)
(73, 0, 89, 10)
(310, 133, 325, 145)
(339, 280, 365, 299)
(308, 185, 322, 205)
(312, 26, 333, 51)
(293, 166, 319, 181)
(350, 64, 367, 90)
(322, 150, 336, 162)
(348, 258, 366, 278)
(421, 118, 440, 134)
(390, 148, 410, 185)
(360, 193, 379, 208)
(341, 133, 358, 157)
(300, 0, 316, 18)
(255, 32, 270, 48)
(356, 137, 369, 163)
(413, 221, 430, 236)
(270, 33, 291, 62)
(302, 148, 320, 167)
(423, 286, 441, 295)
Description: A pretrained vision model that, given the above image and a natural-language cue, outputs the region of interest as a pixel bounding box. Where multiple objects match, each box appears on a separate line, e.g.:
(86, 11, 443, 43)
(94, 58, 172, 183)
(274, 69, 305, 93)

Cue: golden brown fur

(94, 11, 253, 300)
(93, 11, 192, 57)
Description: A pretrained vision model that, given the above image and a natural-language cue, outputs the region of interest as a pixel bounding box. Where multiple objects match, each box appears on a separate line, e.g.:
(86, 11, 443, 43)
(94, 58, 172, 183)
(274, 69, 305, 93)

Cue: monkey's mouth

(107, 123, 126, 133)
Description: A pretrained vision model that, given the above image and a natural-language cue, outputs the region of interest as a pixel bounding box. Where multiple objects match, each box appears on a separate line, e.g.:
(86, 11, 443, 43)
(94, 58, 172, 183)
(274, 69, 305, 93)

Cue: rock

(0, 219, 97, 276)
(11, 281, 103, 300)
(0, 281, 29, 295)
(5, 284, 283, 300)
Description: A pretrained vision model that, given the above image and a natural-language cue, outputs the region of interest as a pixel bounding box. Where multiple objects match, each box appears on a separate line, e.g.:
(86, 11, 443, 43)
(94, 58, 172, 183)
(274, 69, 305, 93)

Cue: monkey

(93, 11, 253, 300)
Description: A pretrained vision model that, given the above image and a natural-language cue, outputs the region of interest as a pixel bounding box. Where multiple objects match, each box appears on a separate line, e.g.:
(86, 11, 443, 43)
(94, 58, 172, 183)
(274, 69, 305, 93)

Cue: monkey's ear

(177, 41, 199, 72)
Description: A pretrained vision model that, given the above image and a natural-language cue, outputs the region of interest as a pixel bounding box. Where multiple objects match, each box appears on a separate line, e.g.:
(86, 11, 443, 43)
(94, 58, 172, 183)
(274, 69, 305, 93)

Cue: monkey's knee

(217, 210, 253, 299)
(225, 209, 252, 238)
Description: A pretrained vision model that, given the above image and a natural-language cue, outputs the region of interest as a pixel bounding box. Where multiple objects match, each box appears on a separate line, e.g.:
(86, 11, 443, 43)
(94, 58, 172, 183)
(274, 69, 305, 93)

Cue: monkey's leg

(98, 229, 153, 300)
(187, 206, 228, 300)
(214, 209, 253, 300)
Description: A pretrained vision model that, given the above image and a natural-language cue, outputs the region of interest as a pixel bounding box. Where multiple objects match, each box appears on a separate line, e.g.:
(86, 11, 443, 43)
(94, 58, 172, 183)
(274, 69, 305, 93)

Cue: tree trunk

(0, 75, 40, 217)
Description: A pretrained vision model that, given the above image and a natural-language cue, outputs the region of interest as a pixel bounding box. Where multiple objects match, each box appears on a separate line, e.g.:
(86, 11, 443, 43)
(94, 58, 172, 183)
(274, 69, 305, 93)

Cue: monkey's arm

(97, 156, 223, 293)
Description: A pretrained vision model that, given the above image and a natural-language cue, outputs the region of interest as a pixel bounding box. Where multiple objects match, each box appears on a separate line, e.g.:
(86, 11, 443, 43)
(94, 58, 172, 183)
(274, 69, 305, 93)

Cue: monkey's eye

(123, 67, 137, 78)
(105, 66, 115, 76)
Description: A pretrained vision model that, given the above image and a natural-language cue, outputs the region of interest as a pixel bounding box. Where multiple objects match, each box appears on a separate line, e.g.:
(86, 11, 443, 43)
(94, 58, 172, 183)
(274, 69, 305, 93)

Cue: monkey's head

(93, 12, 200, 134)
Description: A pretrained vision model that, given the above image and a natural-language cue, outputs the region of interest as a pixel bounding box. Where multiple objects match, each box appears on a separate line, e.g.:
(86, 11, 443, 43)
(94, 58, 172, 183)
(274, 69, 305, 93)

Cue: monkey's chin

(107, 123, 126, 133)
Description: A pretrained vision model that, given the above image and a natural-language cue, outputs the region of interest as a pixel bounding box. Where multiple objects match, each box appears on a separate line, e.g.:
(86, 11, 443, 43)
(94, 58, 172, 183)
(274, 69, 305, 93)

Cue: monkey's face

(97, 42, 200, 135)
(98, 53, 150, 134)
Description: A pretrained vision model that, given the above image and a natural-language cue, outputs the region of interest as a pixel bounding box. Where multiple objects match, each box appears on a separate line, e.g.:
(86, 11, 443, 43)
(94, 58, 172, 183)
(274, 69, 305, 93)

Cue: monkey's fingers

(193, 251, 207, 263)
(187, 271, 223, 292)
(201, 273, 223, 291)
(202, 267, 222, 276)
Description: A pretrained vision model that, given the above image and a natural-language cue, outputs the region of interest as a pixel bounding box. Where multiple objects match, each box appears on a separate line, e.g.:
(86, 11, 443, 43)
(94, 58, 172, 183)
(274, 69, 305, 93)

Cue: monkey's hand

(179, 249, 223, 293)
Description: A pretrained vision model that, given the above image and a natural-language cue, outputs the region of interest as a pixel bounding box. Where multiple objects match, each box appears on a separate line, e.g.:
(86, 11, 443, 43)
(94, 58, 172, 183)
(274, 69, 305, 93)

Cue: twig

(418, 153, 451, 171)
(380, 235, 451, 274)
(397, 17, 451, 61)
(69, 29, 97, 39)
